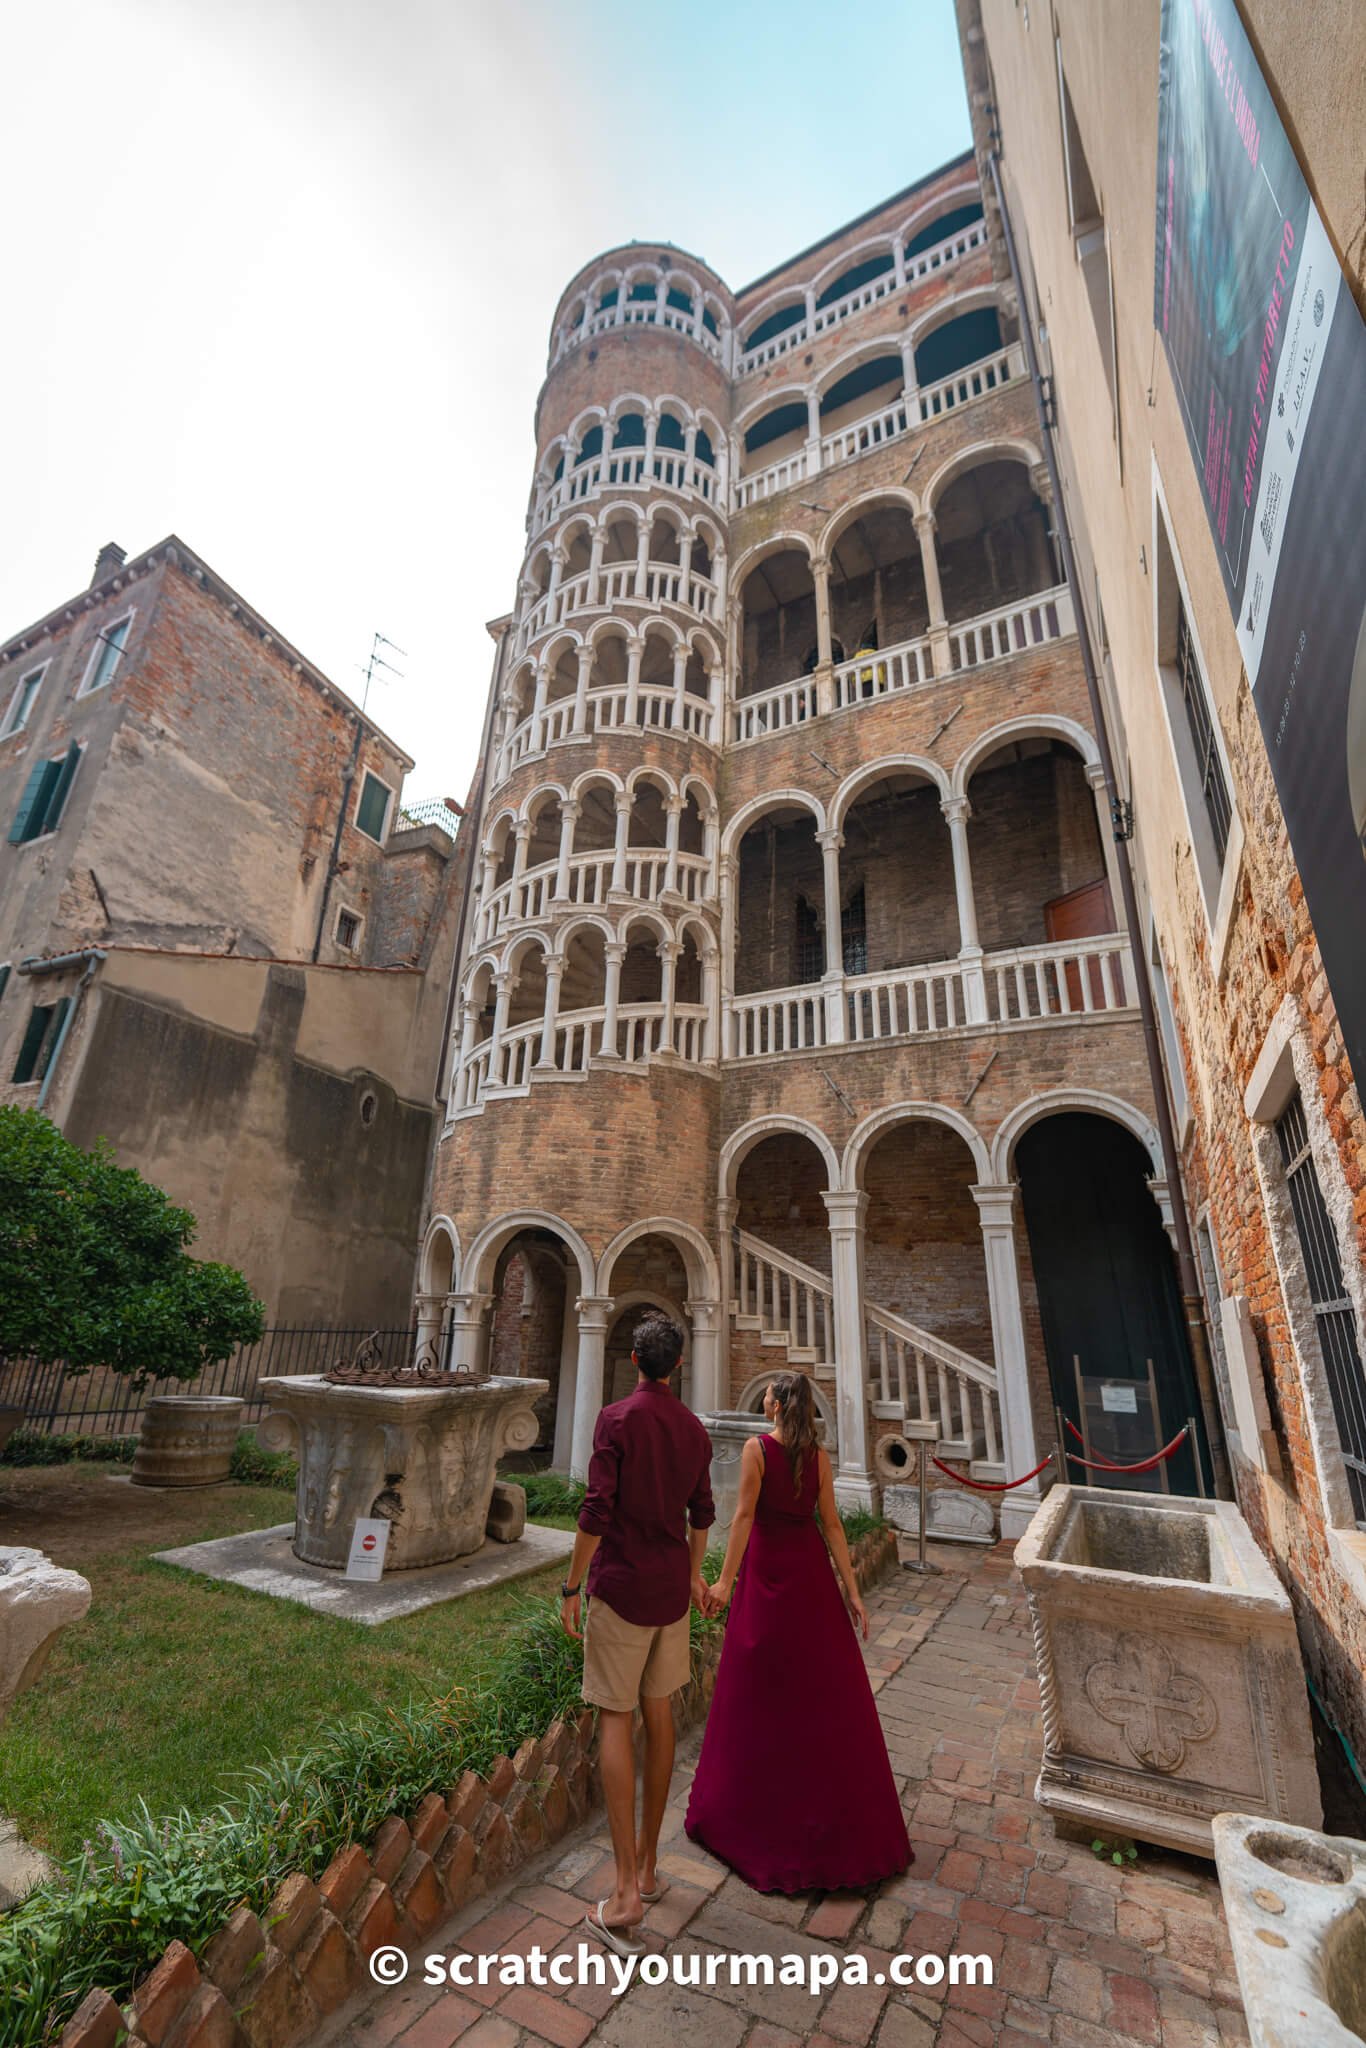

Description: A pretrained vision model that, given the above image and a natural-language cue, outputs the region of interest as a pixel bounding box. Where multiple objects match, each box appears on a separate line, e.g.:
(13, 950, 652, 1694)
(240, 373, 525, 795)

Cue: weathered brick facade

(423, 153, 1193, 1544)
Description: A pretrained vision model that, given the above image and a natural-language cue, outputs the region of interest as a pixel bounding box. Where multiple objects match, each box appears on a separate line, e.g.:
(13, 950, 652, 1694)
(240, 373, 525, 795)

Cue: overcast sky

(3, 0, 970, 803)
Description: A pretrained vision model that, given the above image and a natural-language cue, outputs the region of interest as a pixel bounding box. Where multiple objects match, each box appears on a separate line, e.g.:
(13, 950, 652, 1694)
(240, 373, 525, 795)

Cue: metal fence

(0, 1327, 419, 1438)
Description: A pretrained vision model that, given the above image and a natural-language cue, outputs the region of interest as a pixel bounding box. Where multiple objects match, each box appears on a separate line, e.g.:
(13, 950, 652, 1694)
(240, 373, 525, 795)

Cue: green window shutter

(12, 1004, 53, 1084)
(39, 742, 82, 835)
(356, 772, 390, 840)
(33, 996, 71, 1083)
(0, 964, 9, 1004)
(8, 758, 57, 844)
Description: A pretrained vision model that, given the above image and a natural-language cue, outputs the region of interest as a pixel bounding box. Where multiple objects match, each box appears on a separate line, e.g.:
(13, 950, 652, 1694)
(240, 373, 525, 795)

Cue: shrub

(0, 1592, 721, 2047)
(839, 1507, 887, 1543)
(501, 1469, 586, 1520)
(227, 1432, 297, 1491)
(0, 1430, 138, 1467)
(0, 1107, 264, 1386)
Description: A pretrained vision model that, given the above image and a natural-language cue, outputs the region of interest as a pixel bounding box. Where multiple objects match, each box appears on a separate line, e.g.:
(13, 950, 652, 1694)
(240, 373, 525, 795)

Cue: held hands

(697, 1575, 732, 1619)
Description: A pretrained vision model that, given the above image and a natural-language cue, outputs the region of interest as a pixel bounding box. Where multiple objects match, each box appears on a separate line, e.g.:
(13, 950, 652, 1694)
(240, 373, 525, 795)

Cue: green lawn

(0, 1465, 570, 1860)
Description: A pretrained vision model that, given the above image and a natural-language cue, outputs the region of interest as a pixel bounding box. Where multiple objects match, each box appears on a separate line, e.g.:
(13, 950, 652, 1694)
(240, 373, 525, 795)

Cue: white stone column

(804, 389, 823, 476)
(453, 998, 478, 1109)
(414, 1291, 444, 1364)
(530, 668, 550, 754)
(587, 530, 605, 607)
(670, 644, 689, 732)
(899, 332, 920, 414)
(569, 1295, 615, 1480)
(643, 407, 659, 471)
(552, 800, 578, 905)
(657, 938, 679, 1056)
(916, 510, 952, 675)
(551, 1294, 580, 1470)
(487, 970, 513, 1084)
(546, 545, 566, 612)
(822, 1190, 877, 1509)
(447, 1290, 493, 1375)
(509, 819, 532, 921)
(477, 846, 499, 944)
(572, 646, 593, 736)
(817, 827, 847, 1043)
(678, 532, 694, 604)
(719, 852, 738, 1056)
(534, 953, 564, 1070)
(662, 793, 685, 897)
(941, 795, 987, 1024)
(623, 637, 642, 725)
(609, 791, 633, 897)
(892, 234, 907, 286)
(971, 1184, 1046, 1539)
(688, 1300, 722, 1415)
(634, 523, 651, 603)
(598, 940, 624, 1058)
(812, 553, 834, 679)
(701, 945, 719, 1059)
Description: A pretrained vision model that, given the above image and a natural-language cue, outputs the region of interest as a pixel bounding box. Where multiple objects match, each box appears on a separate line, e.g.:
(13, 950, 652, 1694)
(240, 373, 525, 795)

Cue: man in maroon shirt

(559, 1313, 715, 1953)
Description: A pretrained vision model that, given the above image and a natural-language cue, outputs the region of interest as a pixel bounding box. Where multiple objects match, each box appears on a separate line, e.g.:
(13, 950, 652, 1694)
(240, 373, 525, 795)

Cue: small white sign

(345, 1518, 391, 1581)
(1100, 1383, 1139, 1415)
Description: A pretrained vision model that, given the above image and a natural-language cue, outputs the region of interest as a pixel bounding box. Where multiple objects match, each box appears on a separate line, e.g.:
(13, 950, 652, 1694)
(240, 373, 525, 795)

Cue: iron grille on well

(1176, 600, 1232, 868)
(1276, 1090, 1366, 1527)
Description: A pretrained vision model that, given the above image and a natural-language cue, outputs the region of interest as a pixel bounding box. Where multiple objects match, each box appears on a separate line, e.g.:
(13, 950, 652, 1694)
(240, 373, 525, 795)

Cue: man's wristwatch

(560, 1579, 581, 1600)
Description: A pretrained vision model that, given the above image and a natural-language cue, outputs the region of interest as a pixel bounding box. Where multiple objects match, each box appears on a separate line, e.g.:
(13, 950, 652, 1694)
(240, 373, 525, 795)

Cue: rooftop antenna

(358, 630, 407, 714)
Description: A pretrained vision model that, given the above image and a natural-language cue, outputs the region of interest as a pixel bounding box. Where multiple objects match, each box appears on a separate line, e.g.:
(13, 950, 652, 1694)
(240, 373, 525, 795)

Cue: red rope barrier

(931, 1452, 1055, 1492)
(1064, 1425, 1190, 1475)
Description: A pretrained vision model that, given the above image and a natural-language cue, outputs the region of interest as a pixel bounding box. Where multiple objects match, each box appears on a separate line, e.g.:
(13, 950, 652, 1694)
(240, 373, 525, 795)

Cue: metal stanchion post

(902, 1436, 942, 1577)
(1054, 1404, 1073, 1490)
(1188, 1419, 1206, 1498)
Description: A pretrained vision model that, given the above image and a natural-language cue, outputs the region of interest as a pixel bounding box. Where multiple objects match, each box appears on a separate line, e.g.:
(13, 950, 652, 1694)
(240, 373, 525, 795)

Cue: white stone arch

(482, 802, 519, 850)
(568, 764, 626, 805)
(731, 529, 818, 592)
(595, 1216, 720, 1300)
(646, 500, 688, 546)
(618, 903, 673, 949)
(733, 382, 811, 439)
(605, 388, 654, 427)
(586, 614, 633, 652)
(818, 486, 924, 563)
(809, 230, 897, 306)
(950, 714, 1100, 798)
(721, 787, 827, 862)
(830, 753, 950, 831)
(521, 780, 569, 832)
(734, 1369, 837, 1443)
(623, 760, 678, 801)
(553, 910, 619, 959)
(681, 620, 723, 667)
(462, 1210, 596, 1299)
(738, 283, 808, 349)
(636, 614, 688, 655)
(720, 1114, 839, 1200)
(897, 180, 984, 252)
(538, 628, 583, 674)
(687, 509, 726, 554)
(906, 281, 1010, 353)
(679, 768, 718, 815)
(841, 1101, 991, 1192)
(420, 1214, 461, 1294)
(988, 1089, 1164, 1184)
(924, 435, 1044, 515)
(500, 927, 554, 977)
(813, 332, 910, 402)
(675, 909, 719, 961)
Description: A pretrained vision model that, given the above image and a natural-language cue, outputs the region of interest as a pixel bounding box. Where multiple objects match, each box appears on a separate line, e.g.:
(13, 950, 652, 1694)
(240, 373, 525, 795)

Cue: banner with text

(1156, 0, 1366, 1079)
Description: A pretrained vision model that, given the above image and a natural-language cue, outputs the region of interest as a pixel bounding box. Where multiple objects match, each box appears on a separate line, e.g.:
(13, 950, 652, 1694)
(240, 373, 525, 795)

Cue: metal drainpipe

(987, 146, 1230, 1499)
(312, 716, 365, 963)
(16, 948, 107, 1112)
(434, 625, 510, 1104)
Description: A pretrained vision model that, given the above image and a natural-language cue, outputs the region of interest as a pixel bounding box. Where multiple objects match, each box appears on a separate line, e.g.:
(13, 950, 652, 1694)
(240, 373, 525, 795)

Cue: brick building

(421, 156, 1220, 1541)
(956, 0, 1366, 1760)
(0, 538, 465, 1326)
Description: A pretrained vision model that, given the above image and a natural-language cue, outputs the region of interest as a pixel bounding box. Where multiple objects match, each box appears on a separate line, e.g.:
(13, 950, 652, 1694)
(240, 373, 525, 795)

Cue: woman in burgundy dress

(685, 1372, 912, 1893)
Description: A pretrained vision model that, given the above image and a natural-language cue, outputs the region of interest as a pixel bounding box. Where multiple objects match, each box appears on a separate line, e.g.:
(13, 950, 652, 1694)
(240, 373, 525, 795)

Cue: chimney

(91, 542, 126, 587)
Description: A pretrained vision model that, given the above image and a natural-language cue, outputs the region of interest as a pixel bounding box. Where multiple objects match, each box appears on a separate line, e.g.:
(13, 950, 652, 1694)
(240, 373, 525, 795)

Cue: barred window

(1276, 1090, 1366, 1528)
(1176, 600, 1232, 869)
(842, 886, 867, 977)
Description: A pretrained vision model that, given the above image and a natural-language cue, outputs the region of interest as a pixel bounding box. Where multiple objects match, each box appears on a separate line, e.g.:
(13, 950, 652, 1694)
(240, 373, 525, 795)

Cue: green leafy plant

(839, 1507, 887, 1543)
(0, 1430, 139, 1467)
(0, 1106, 264, 1386)
(499, 1469, 586, 1520)
(227, 1432, 297, 1491)
(1091, 1833, 1139, 1868)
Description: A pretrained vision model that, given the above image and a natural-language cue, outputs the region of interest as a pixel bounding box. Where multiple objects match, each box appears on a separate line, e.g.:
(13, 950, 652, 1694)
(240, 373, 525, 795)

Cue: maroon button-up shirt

(577, 1378, 715, 1626)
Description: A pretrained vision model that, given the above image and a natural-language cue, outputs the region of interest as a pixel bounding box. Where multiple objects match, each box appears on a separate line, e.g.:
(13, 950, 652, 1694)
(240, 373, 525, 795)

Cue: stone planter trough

(131, 1393, 244, 1488)
(1213, 1810, 1366, 2047)
(1015, 1486, 1321, 1856)
(258, 1373, 547, 1570)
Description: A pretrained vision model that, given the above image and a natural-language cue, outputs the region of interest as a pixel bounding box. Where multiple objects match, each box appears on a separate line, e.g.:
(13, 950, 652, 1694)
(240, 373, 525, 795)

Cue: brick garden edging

(56, 1528, 896, 2048)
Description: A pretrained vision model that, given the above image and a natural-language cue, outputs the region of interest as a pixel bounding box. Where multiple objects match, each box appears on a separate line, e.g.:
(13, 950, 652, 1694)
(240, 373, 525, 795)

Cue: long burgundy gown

(685, 1433, 912, 1893)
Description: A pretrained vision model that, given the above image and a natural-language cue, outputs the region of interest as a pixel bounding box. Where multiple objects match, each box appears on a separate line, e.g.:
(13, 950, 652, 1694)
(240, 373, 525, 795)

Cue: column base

(999, 1488, 1044, 1543)
(833, 1473, 881, 1514)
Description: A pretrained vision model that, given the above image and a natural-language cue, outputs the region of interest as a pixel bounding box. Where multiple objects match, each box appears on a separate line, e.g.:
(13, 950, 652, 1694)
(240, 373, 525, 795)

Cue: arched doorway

(1015, 1113, 1208, 1493)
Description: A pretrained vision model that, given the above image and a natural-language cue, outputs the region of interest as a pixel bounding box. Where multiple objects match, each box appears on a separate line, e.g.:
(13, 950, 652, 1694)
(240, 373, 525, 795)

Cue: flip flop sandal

(639, 1879, 671, 1904)
(585, 1899, 645, 1956)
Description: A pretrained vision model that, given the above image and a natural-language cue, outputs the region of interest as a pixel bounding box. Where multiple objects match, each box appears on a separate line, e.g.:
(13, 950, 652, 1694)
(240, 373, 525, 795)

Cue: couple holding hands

(558, 1313, 911, 1955)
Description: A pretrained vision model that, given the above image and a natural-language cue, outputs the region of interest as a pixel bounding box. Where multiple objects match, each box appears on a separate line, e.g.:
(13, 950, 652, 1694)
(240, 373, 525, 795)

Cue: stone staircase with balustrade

(731, 1229, 1005, 1481)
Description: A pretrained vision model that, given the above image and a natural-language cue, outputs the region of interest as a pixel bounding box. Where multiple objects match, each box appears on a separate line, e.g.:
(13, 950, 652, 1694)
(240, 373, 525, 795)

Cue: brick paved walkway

(332, 1544, 1248, 2048)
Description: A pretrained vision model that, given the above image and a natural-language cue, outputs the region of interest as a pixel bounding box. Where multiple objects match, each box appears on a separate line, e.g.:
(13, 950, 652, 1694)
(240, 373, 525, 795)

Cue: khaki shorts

(582, 1596, 690, 1713)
